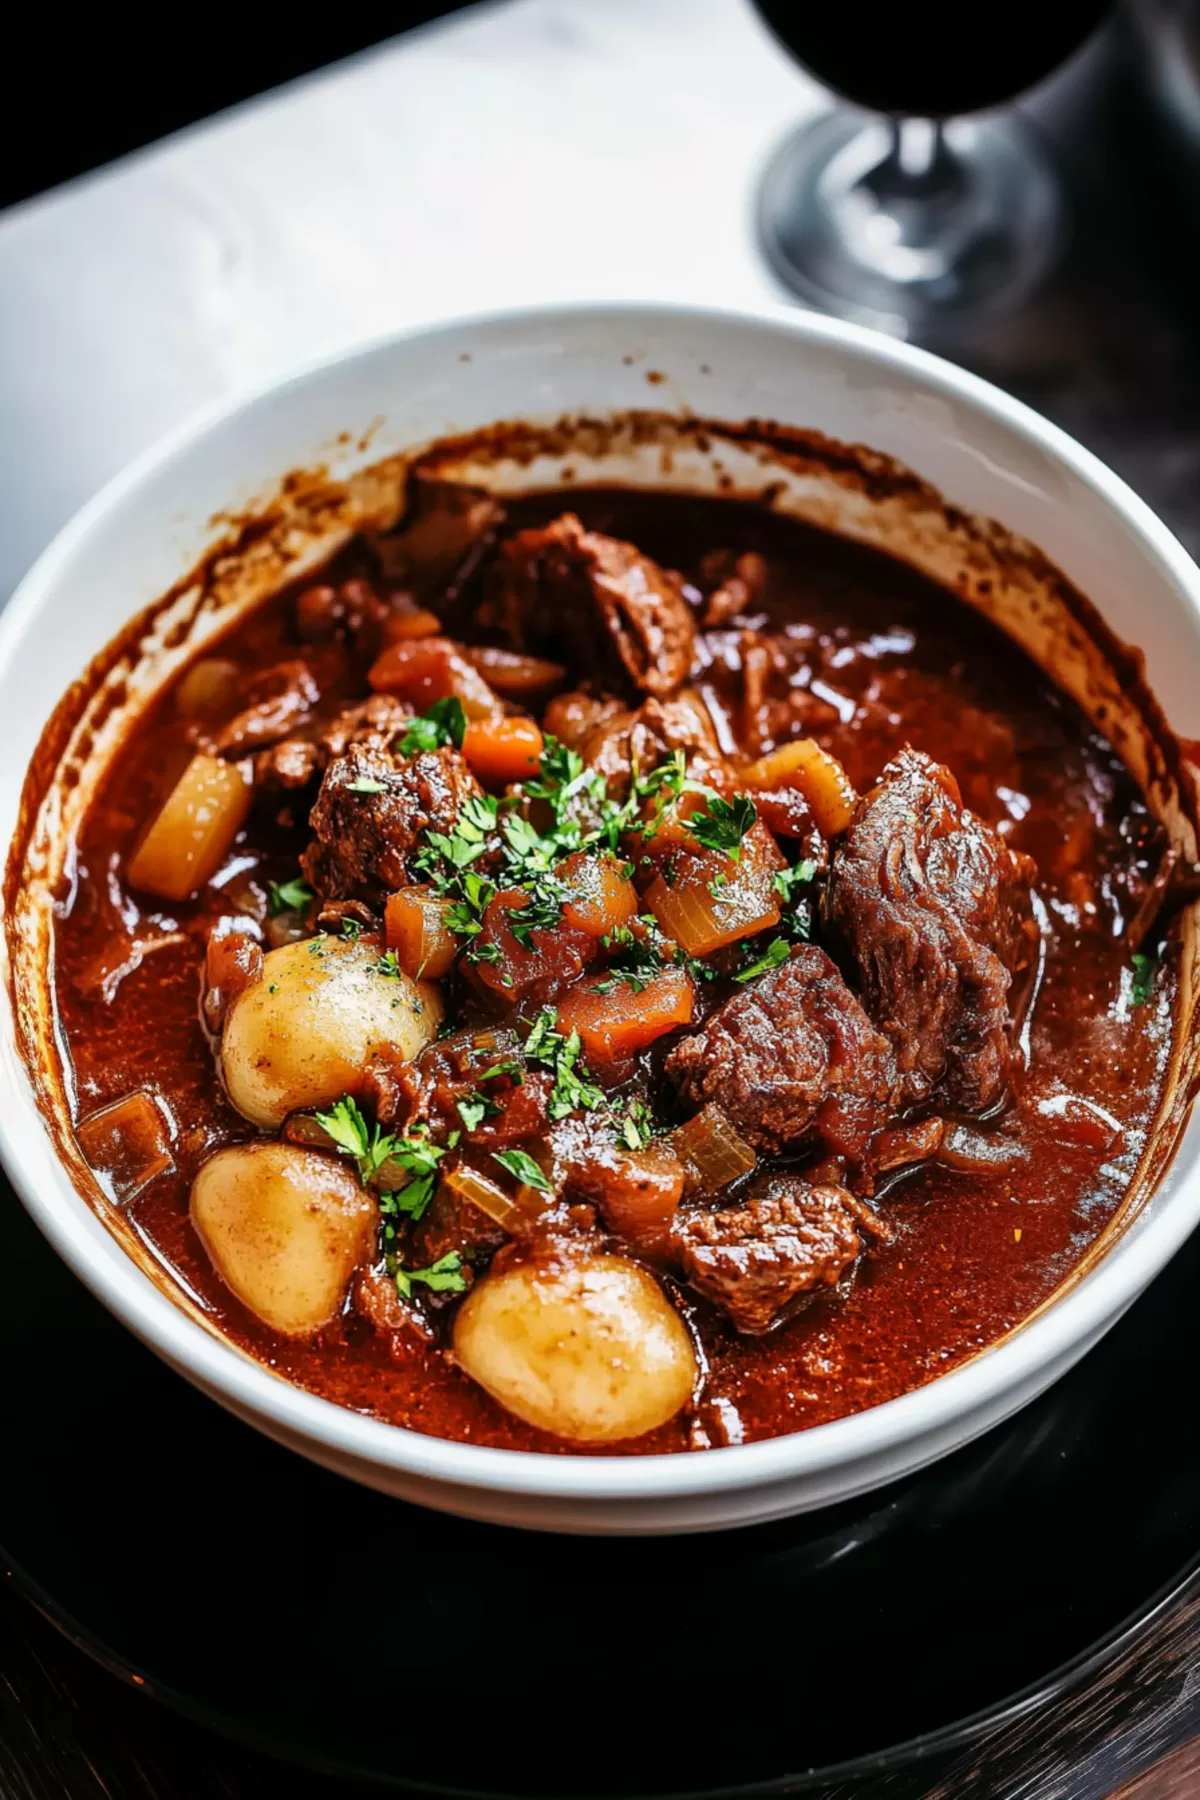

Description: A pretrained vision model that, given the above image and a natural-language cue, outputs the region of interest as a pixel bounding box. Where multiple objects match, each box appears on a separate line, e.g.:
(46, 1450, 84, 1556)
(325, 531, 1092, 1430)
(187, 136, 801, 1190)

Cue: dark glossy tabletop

(3, 21, 1200, 1800)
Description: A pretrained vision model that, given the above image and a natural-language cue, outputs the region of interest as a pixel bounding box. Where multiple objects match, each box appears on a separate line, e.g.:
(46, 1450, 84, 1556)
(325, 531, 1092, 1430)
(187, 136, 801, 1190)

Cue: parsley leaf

(773, 858, 817, 941)
(523, 1009, 605, 1120)
(615, 1097, 658, 1151)
(687, 793, 757, 861)
(314, 1095, 372, 1161)
(267, 876, 314, 916)
(507, 873, 570, 949)
(492, 1148, 553, 1192)
(737, 938, 790, 983)
(598, 922, 666, 994)
(1131, 950, 1158, 1007)
(397, 697, 468, 756)
(393, 1250, 467, 1299)
(376, 950, 401, 979)
(348, 777, 387, 794)
(315, 1096, 398, 1187)
(456, 1091, 497, 1132)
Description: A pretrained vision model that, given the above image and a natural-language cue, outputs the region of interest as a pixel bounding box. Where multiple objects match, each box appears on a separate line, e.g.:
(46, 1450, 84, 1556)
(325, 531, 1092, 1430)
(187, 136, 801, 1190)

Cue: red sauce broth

(49, 491, 1176, 1453)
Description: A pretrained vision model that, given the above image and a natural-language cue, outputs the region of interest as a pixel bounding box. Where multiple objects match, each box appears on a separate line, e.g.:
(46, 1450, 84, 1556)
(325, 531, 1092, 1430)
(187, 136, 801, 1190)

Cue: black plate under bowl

(2, 1168, 1199, 1798)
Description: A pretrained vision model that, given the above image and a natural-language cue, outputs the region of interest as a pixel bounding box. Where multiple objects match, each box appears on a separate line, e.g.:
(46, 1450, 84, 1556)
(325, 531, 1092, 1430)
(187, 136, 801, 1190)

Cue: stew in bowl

(5, 306, 1199, 1527)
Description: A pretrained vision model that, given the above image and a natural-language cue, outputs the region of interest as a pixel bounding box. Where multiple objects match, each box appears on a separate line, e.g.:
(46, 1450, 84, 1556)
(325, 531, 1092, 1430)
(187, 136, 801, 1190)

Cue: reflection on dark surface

(3, 1167, 1200, 1797)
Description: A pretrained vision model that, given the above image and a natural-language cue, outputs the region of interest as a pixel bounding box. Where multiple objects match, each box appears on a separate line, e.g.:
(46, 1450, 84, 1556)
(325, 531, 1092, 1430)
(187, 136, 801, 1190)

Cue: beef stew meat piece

(672, 1173, 863, 1335)
(488, 513, 697, 697)
(666, 945, 895, 1168)
(50, 481, 1181, 1455)
(302, 742, 485, 905)
(827, 748, 1038, 1114)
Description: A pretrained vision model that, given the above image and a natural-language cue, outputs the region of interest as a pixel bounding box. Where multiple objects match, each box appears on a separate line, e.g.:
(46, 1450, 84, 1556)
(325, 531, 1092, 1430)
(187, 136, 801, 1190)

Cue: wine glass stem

(892, 117, 943, 185)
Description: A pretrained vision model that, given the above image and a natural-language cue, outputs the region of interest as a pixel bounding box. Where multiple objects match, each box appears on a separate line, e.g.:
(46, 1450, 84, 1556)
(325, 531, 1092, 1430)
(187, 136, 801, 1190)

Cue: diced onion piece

(461, 645, 567, 700)
(442, 1161, 547, 1236)
(671, 1104, 757, 1195)
(381, 607, 442, 643)
(76, 1090, 176, 1204)
(556, 851, 639, 939)
(939, 1124, 1029, 1172)
(368, 635, 500, 721)
(462, 716, 545, 787)
(452, 1252, 697, 1442)
(128, 754, 253, 902)
(645, 858, 780, 956)
(174, 657, 241, 721)
(557, 966, 694, 1062)
(385, 884, 459, 979)
(742, 739, 857, 837)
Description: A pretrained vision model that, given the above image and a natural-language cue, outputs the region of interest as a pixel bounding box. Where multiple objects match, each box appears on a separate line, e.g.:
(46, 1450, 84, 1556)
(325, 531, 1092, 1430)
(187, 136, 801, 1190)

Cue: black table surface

(4, 38, 1200, 1800)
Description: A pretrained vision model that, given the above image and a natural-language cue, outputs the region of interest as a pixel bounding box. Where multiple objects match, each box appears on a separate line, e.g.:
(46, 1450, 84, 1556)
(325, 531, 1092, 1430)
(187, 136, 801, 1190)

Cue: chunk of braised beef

(215, 660, 323, 756)
(567, 1135, 685, 1260)
(301, 742, 485, 905)
(582, 691, 728, 799)
(253, 695, 414, 805)
(294, 577, 390, 650)
(372, 478, 504, 611)
(352, 1262, 436, 1342)
(255, 736, 322, 795)
(671, 1173, 862, 1334)
(827, 747, 1038, 1113)
(666, 944, 893, 1164)
(488, 514, 696, 698)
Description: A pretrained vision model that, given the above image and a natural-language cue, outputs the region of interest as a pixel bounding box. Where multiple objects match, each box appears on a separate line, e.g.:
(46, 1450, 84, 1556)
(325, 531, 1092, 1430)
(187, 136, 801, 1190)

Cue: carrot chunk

(462, 716, 545, 786)
(556, 966, 694, 1062)
(385, 885, 459, 979)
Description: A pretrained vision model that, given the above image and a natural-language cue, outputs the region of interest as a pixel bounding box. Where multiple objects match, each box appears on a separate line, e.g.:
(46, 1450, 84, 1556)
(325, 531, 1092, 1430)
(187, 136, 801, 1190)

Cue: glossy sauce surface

(51, 491, 1176, 1452)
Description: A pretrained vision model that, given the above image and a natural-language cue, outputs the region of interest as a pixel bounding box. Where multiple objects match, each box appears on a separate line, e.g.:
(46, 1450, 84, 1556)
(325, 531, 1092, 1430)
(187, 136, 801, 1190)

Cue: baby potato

(221, 935, 443, 1128)
(191, 1142, 376, 1336)
(452, 1252, 697, 1443)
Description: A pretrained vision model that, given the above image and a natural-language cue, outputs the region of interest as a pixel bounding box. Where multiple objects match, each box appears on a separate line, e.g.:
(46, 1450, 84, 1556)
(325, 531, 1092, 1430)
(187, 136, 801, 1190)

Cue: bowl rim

(4, 295, 1200, 1505)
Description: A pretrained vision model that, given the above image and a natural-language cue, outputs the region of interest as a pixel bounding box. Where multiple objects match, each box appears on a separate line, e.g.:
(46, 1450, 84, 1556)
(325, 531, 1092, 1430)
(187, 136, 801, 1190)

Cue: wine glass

(751, 0, 1113, 338)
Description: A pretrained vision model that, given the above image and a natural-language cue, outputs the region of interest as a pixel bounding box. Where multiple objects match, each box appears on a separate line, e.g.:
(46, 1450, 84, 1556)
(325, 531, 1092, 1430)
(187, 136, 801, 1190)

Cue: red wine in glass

(752, 0, 1113, 336)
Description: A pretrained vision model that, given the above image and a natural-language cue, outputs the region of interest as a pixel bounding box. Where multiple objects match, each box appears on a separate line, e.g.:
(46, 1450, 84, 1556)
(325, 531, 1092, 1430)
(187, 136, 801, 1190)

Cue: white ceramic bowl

(3, 302, 1200, 1535)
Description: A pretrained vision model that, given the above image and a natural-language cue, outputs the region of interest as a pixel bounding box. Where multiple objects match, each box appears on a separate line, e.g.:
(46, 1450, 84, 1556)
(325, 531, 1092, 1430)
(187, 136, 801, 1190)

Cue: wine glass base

(757, 110, 1063, 341)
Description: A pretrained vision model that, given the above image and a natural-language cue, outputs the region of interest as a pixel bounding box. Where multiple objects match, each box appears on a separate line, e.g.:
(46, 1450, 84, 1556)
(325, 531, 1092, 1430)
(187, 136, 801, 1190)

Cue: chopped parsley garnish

(773, 857, 817, 940)
(737, 938, 791, 983)
(392, 1250, 467, 1299)
(315, 1095, 445, 1219)
(456, 1091, 498, 1132)
(314, 1096, 396, 1185)
(348, 777, 387, 794)
(340, 917, 364, 941)
(595, 922, 666, 994)
(1131, 950, 1158, 1007)
(615, 1097, 658, 1151)
(687, 793, 757, 861)
(416, 792, 500, 878)
(397, 696, 468, 756)
(267, 876, 314, 916)
(524, 1008, 604, 1120)
(506, 873, 570, 949)
(492, 1148, 553, 1192)
(376, 950, 401, 979)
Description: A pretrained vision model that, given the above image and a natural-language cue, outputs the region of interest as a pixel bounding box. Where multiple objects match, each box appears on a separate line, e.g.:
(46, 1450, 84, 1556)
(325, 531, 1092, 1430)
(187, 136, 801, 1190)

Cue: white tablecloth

(0, 0, 830, 603)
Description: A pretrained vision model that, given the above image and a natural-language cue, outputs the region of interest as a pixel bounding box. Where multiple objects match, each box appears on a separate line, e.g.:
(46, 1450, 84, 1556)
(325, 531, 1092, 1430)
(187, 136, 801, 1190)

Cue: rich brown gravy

(49, 491, 1176, 1452)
